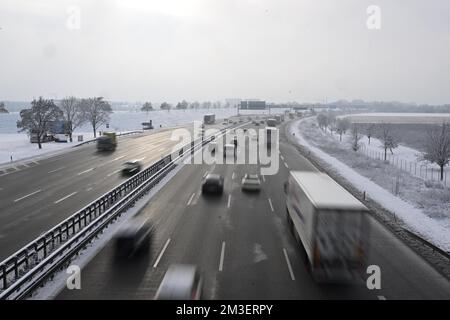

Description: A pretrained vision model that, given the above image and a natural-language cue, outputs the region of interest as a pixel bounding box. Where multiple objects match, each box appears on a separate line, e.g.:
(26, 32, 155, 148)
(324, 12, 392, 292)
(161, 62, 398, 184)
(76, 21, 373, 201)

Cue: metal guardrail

(0, 126, 231, 300)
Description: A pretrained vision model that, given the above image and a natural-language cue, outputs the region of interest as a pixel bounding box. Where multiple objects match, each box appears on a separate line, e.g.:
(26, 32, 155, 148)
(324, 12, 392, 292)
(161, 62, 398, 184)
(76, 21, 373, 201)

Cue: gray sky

(1, 0, 449, 104)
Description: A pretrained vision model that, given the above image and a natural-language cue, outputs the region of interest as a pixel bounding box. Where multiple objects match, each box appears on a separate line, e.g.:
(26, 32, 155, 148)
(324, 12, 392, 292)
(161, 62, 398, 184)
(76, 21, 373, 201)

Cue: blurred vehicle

(253, 121, 260, 126)
(260, 120, 264, 124)
(114, 218, 154, 259)
(265, 127, 278, 148)
(239, 118, 244, 123)
(275, 115, 282, 124)
(155, 264, 203, 300)
(142, 121, 154, 130)
(121, 160, 142, 175)
(241, 174, 261, 191)
(202, 173, 224, 195)
(203, 114, 215, 125)
(97, 132, 117, 151)
(284, 171, 370, 283)
(266, 118, 277, 127)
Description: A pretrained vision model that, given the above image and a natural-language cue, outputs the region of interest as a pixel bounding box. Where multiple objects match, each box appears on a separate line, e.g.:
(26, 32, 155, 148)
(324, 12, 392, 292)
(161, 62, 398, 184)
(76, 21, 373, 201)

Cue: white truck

(285, 171, 370, 282)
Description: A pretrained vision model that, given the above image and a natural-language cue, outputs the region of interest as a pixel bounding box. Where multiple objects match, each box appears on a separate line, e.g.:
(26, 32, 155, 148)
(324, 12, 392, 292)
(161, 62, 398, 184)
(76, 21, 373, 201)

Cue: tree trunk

(440, 165, 444, 181)
(93, 125, 96, 138)
(384, 148, 387, 161)
(37, 134, 42, 149)
(368, 136, 371, 145)
(69, 132, 73, 143)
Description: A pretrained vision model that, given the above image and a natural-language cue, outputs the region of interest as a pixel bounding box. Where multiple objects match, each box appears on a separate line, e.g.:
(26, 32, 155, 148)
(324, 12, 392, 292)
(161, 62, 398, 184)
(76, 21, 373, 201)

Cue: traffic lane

(56, 161, 219, 299)
(0, 130, 177, 205)
(275, 122, 450, 299)
(0, 137, 183, 259)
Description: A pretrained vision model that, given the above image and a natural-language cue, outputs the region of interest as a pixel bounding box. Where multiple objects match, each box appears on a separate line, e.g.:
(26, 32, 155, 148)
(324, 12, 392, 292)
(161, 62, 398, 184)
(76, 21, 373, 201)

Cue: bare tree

(141, 102, 153, 113)
(336, 118, 351, 141)
(349, 123, 362, 151)
(376, 123, 399, 161)
(160, 102, 171, 111)
(317, 113, 329, 130)
(80, 97, 113, 138)
(17, 97, 63, 149)
(423, 123, 450, 181)
(59, 96, 85, 142)
(365, 123, 377, 145)
(0, 101, 8, 113)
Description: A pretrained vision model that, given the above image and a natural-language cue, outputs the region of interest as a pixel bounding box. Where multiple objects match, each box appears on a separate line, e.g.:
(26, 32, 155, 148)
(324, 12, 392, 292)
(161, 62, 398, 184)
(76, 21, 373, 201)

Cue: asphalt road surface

(0, 120, 232, 261)
(56, 121, 450, 300)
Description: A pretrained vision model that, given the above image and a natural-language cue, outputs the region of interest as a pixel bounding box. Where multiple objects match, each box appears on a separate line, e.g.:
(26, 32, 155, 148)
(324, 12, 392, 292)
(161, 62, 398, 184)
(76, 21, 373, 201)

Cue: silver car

(155, 264, 203, 300)
(241, 174, 261, 192)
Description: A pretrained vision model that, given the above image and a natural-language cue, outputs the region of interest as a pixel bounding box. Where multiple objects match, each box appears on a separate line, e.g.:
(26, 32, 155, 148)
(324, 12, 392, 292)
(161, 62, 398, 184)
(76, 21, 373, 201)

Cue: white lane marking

(136, 156, 146, 161)
(283, 248, 296, 281)
(77, 168, 94, 176)
(232, 172, 235, 180)
(107, 169, 121, 177)
(22, 162, 29, 168)
(153, 238, 171, 268)
(48, 166, 65, 174)
(203, 171, 209, 178)
(377, 295, 387, 300)
(280, 155, 285, 161)
(268, 198, 274, 212)
(187, 192, 195, 206)
(54, 191, 78, 204)
(284, 162, 289, 169)
(113, 155, 125, 161)
(219, 241, 226, 272)
(227, 194, 231, 208)
(33, 160, 39, 165)
(85, 187, 93, 192)
(262, 175, 266, 182)
(14, 189, 42, 202)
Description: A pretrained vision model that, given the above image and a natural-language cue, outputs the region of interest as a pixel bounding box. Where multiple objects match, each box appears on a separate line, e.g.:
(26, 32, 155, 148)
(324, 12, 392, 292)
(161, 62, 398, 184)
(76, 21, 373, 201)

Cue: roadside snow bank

(288, 118, 450, 252)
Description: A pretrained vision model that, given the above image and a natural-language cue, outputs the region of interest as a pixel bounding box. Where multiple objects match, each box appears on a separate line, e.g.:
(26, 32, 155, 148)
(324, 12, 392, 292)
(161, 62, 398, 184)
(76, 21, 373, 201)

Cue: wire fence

(358, 144, 448, 187)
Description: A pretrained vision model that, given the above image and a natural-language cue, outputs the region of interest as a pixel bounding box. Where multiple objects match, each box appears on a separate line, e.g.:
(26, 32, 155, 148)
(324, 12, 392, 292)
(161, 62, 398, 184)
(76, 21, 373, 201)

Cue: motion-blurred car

(114, 218, 154, 259)
(241, 174, 261, 192)
(253, 121, 260, 126)
(260, 120, 264, 124)
(121, 160, 142, 175)
(155, 264, 203, 300)
(202, 173, 224, 195)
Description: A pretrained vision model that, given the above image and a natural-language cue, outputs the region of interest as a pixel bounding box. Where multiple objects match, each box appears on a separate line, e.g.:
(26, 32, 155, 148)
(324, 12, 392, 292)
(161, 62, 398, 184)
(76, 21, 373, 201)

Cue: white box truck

(285, 171, 370, 282)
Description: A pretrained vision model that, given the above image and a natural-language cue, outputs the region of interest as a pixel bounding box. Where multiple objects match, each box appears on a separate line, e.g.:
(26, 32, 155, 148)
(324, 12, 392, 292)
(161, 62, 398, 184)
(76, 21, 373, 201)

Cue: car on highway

(121, 160, 142, 176)
(155, 264, 203, 300)
(253, 121, 260, 126)
(201, 173, 224, 195)
(241, 174, 261, 192)
(114, 218, 154, 259)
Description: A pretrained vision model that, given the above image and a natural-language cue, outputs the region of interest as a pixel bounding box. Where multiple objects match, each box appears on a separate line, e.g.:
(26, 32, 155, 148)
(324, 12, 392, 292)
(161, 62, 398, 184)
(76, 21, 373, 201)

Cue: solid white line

(219, 241, 226, 271)
(377, 295, 387, 300)
(227, 194, 231, 208)
(268, 198, 274, 212)
(280, 155, 285, 161)
(153, 238, 171, 268)
(77, 168, 94, 176)
(283, 248, 296, 280)
(232, 172, 235, 180)
(48, 166, 65, 174)
(14, 189, 42, 202)
(203, 171, 208, 178)
(284, 162, 289, 169)
(113, 155, 125, 161)
(54, 191, 78, 204)
(187, 192, 195, 206)
(85, 187, 93, 192)
(262, 175, 266, 182)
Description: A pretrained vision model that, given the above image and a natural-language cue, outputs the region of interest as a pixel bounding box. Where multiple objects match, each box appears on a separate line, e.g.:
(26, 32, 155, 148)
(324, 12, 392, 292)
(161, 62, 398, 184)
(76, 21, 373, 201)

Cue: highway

(56, 121, 450, 300)
(0, 121, 230, 261)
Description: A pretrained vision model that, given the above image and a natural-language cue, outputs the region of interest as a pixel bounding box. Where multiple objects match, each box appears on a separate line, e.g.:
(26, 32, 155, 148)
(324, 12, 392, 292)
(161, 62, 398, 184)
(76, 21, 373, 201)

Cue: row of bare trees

(17, 96, 112, 149)
(141, 100, 232, 113)
(316, 112, 450, 181)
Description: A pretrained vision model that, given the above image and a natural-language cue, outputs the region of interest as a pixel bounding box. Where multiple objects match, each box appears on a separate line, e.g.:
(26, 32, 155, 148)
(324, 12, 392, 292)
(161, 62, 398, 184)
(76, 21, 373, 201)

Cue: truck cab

(97, 132, 117, 151)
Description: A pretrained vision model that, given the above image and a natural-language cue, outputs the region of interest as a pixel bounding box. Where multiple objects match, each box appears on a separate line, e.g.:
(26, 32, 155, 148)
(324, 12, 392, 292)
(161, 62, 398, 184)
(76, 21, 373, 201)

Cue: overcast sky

(0, 0, 449, 104)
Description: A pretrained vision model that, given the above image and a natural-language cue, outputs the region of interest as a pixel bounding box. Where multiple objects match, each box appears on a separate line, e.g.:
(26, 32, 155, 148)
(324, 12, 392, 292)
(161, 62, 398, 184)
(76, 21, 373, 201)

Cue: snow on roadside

(288, 118, 450, 252)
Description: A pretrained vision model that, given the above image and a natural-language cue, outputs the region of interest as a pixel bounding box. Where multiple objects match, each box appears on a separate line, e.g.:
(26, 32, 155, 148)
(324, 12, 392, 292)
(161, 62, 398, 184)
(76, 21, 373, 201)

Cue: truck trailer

(203, 114, 215, 125)
(285, 171, 370, 283)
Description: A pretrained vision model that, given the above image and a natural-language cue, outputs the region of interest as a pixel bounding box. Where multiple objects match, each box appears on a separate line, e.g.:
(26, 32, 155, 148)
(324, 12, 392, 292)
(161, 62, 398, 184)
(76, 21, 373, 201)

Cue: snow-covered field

(342, 113, 450, 124)
(289, 117, 450, 252)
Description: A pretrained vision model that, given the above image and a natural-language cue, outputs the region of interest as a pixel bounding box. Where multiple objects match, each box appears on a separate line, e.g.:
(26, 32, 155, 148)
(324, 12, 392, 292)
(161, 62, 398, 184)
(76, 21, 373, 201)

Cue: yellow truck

(97, 132, 117, 151)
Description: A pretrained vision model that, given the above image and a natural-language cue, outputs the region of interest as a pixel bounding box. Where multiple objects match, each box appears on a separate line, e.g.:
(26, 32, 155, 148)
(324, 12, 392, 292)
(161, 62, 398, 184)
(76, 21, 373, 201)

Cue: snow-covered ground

(1, 108, 287, 165)
(288, 117, 450, 252)
(342, 113, 450, 124)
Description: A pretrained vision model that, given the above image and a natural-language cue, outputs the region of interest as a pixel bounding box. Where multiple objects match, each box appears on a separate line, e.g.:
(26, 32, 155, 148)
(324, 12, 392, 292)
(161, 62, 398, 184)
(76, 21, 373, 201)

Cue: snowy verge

(288, 118, 450, 252)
